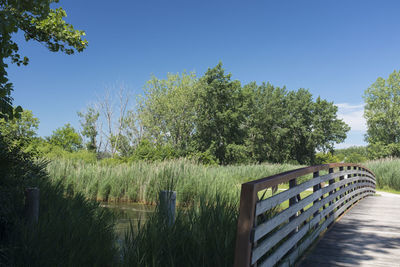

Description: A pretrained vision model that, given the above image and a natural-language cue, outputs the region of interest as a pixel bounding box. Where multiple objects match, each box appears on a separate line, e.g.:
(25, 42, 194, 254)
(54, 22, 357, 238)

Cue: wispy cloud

(335, 103, 366, 131)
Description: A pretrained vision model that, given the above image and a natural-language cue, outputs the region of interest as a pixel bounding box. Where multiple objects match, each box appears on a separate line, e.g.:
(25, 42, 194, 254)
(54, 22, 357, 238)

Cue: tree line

(1, 63, 350, 165)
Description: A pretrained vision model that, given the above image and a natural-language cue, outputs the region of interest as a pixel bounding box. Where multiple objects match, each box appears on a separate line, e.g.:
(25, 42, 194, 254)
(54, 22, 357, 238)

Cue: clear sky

(7, 0, 400, 148)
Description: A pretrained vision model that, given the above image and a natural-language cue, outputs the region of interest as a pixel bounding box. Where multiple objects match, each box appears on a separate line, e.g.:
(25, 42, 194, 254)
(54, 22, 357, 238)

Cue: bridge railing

(234, 163, 376, 267)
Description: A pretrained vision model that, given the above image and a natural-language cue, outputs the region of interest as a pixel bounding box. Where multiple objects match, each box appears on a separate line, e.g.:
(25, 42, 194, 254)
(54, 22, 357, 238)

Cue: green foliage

(187, 146, 219, 165)
(243, 83, 349, 164)
(105, 63, 349, 165)
(366, 158, 400, 191)
(244, 82, 289, 163)
(315, 152, 340, 164)
(0, 135, 42, 252)
(10, 183, 117, 266)
(40, 143, 97, 163)
(0, 134, 116, 266)
(122, 192, 239, 267)
(47, 123, 82, 152)
(46, 158, 302, 204)
(225, 143, 250, 165)
(129, 139, 177, 162)
(139, 72, 197, 151)
(77, 106, 99, 152)
(0, 1, 87, 118)
(0, 109, 39, 149)
(364, 70, 400, 158)
(333, 146, 368, 163)
(194, 62, 246, 165)
(345, 152, 368, 163)
(312, 97, 350, 152)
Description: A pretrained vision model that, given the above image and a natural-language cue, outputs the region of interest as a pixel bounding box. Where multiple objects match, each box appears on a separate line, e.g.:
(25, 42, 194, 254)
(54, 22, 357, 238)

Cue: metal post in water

(159, 190, 176, 226)
(25, 187, 39, 224)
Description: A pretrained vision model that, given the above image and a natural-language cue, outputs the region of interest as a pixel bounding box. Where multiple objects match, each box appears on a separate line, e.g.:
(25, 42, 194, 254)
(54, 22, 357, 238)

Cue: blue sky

(7, 0, 400, 148)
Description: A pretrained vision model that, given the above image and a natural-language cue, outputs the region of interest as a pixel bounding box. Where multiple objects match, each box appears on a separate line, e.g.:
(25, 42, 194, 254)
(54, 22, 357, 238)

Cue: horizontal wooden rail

(234, 163, 376, 267)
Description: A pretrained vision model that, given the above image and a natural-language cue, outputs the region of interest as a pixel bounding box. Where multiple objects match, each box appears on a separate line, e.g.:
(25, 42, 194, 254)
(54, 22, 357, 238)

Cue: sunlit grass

(46, 158, 302, 205)
(365, 158, 400, 191)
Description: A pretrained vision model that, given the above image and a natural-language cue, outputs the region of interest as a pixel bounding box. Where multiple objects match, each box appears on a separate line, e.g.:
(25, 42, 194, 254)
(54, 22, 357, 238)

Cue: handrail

(233, 163, 376, 267)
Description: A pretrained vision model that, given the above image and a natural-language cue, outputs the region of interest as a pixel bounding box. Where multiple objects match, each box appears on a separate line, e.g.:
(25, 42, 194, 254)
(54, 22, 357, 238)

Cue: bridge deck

(299, 191, 400, 267)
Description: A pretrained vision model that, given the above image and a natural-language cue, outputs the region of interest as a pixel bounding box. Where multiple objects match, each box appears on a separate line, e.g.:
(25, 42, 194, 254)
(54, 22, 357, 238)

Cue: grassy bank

(46, 159, 301, 205)
(366, 158, 400, 193)
(37, 157, 400, 266)
(46, 157, 400, 204)
(0, 137, 117, 266)
(121, 192, 239, 267)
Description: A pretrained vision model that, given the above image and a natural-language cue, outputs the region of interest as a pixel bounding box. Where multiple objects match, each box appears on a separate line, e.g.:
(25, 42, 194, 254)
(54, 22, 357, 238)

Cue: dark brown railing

(234, 163, 376, 267)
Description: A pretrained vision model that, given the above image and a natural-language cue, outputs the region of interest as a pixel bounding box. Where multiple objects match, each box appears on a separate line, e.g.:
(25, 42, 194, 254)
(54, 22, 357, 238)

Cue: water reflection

(100, 202, 154, 236)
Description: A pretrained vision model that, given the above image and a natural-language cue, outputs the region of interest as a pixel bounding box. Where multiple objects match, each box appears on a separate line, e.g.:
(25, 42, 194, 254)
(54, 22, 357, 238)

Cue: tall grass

(0, 135, 117, 266)
(47, 159, 301, 205)
(9, 181, 117, 266)
(121, 191, 239, 267)
(366, 158, 400, 191)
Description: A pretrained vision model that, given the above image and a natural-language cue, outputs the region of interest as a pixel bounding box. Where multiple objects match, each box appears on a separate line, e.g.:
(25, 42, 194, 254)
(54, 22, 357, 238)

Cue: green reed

(366, 158, 400, 192)
(46, 159, 300, 205)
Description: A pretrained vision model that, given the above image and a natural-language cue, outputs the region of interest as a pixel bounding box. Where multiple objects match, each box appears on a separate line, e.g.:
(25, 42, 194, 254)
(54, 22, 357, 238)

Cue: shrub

(0, 135, 117, 266)
(315, 152, 340, 164)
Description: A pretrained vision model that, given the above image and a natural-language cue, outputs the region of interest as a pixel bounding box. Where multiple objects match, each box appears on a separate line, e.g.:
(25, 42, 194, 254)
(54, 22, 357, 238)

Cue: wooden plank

(234, 162, 376, 267)
(253, 180, 373, 242)
(255, 170, 373, 215)
(252, 183, 359, 263)
(233, 183, 258, 267)
(253, 187, 371, 265)
(298, 193, 400, 267)
(280, 189, 371, 266)
(253, 180, 371, 243)
(243, 163, 375, 192)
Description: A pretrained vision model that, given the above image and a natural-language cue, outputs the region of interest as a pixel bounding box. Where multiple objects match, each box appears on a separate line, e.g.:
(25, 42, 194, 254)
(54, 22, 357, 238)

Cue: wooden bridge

(234, 163, 400, 266)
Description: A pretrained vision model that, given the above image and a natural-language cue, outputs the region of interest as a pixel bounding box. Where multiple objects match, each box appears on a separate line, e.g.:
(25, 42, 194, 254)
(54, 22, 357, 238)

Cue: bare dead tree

(97, 84, 131, 157)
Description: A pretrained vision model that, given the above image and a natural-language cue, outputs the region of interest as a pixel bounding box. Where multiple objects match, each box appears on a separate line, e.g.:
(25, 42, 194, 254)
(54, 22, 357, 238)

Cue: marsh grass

(47, 159, 301, 205)
(0, 138, 117, 266)
(9, 180, 117, 267)
(121, 190, 239, 267)
(366, 158, 400, 191)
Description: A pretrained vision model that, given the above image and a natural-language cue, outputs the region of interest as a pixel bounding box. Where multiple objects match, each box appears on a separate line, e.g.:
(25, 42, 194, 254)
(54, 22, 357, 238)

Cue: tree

(47, 123, 82, 152)
(138, 72, 197, 152)
(77, 106, 99, 152)
(0, 108, 39, 148)
(0, 1, 88, 119)
(364, 70, 400, 158)
(244, 82, 290, 163)
(98, 87, 130, 157)
(244, 85, 349, 164)
(312, 97, 350, 153)
(194, 63, 246, 164)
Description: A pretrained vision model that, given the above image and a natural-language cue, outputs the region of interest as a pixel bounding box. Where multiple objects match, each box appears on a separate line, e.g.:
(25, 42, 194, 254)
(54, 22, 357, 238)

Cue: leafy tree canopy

(132, 63, 350, 165)
(1, 0, 88, 119)
(364, 70, 400, 158)
(47, 123, 82, 152)
(77, 106, 99, 152)
(139, 72, 197, 151)
(0, 108, 39, 149)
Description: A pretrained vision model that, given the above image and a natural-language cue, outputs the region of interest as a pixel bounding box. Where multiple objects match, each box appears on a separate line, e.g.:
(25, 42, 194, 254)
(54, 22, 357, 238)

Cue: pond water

(100, 202, 154, 237)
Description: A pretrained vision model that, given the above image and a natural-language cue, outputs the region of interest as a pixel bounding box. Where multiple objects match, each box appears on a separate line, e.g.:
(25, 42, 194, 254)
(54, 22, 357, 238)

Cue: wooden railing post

(233, 163, 376, 266)
(312, 171, 320, 229)
(159, 190, 176, 226)
(351, 166, 359, 202)
(289, 178, 298, 234)
(345, 166, 352, 205)
(234, 184, 257, 267)
(338, 166, 344, 205)
(328, 168, 335, 219)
